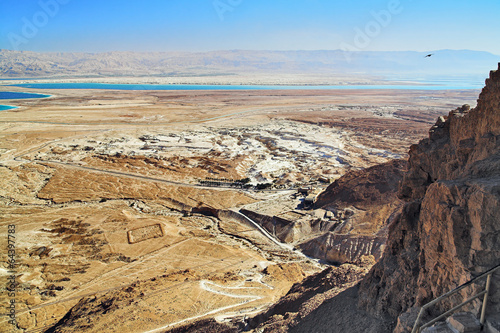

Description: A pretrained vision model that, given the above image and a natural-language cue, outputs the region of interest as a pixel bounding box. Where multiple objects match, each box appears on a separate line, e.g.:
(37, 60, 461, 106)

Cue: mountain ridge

(1, 49, 498, 79)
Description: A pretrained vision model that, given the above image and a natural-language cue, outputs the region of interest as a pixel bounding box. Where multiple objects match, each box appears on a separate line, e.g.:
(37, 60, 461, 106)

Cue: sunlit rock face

(358, 64, 500, 331)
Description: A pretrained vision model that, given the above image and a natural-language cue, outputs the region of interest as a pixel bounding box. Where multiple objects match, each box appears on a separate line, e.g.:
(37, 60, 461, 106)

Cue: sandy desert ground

(0, 84, 480, 332)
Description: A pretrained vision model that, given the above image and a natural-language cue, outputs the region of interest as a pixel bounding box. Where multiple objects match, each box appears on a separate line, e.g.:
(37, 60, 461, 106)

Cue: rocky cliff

(358, 63, 500, 331)
(299, 159, 406, 263)
(315, 159, 406, 212)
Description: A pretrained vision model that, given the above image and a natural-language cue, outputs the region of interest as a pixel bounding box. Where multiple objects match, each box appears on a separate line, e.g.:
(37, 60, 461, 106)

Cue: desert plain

(0, 82, 480, 332)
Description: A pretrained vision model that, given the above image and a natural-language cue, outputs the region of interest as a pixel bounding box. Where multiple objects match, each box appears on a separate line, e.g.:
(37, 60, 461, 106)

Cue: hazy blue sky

(0, 0, 499, 54)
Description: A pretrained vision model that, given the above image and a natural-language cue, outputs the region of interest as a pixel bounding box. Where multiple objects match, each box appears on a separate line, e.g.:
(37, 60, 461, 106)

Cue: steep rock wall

(315, 159, 406, 210)
(358, 64, 500, 330)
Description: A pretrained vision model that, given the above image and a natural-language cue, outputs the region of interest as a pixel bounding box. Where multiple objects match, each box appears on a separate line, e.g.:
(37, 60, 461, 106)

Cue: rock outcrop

(298, 159, 406, 263)
(299, 233, 387, 263)
(315, 159, 407, 212)
(358, 63, 500, 331)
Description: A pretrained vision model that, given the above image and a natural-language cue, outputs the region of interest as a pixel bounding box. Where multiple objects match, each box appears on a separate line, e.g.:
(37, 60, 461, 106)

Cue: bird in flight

(425, 53, 434, 58)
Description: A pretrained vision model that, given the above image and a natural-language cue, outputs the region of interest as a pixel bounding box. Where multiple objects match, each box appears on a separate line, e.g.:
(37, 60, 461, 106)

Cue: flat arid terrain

(0, 83, 480, 332)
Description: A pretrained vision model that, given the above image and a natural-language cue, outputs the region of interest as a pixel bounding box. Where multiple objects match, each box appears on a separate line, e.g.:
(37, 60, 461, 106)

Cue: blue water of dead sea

(0, 91, 51, 110)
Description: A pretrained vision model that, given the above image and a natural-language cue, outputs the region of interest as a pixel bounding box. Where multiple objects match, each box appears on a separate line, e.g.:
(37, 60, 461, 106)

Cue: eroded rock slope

(358, 63, 500, 331)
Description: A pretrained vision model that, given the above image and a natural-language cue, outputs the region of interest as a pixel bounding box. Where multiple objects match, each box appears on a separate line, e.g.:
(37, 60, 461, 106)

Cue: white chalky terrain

(25, 120, 403, 188)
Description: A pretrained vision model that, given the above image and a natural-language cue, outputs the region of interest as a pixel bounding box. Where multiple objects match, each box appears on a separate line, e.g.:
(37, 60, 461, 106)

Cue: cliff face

(358, 64, 500, 330)
(297, 159, 406, 263)
(315, 159, 406, 211)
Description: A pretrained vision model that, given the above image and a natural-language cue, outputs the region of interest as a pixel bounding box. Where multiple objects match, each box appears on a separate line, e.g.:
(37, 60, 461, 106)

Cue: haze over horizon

(0, 0, 499, 55)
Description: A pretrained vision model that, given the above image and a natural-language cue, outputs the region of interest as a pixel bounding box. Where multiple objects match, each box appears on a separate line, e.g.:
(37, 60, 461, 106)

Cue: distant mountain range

(0, 49, 498, 79)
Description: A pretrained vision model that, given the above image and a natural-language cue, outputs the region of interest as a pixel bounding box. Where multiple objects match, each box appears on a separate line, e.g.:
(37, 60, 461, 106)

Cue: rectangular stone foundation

(127, 224, 164, 244)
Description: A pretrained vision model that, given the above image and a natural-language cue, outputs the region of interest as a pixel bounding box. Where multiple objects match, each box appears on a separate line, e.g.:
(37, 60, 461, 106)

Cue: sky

(0, 0, 499, 54)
